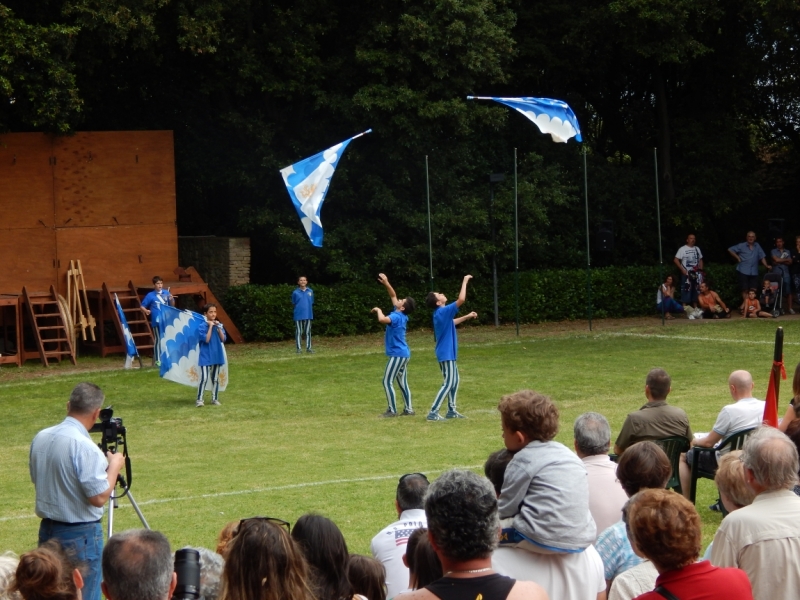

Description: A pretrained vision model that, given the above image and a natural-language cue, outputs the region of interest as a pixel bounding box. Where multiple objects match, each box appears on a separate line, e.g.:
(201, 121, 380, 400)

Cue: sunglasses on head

(233, 516, 291, 536)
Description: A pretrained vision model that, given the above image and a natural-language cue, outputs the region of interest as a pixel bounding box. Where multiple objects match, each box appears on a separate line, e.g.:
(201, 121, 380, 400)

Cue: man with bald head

(711, 427, 800, 597)
(678, 370, 765, 499)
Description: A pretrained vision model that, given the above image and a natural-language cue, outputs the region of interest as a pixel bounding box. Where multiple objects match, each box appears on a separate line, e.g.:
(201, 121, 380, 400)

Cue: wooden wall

(0, 131, 178, 294)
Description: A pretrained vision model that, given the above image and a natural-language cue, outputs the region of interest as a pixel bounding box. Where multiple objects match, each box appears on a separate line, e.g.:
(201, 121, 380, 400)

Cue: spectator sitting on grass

(697, 282, 730, 319)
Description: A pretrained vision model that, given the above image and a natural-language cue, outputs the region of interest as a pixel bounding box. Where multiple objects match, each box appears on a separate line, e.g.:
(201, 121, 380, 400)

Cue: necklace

(444, 567, 493, 576)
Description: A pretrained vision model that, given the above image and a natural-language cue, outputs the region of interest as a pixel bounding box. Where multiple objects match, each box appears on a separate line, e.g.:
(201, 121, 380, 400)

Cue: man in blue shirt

(30, 383, 125, 600)
(292, 276, 314, 353)
(424, 275, 478, 421)
(728, 231, 771, 311)
(140, 276, 174, 367)
(372, 273, 417, 417)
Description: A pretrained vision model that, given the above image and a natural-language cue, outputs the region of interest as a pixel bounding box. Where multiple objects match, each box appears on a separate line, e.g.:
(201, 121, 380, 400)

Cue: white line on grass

(603, 333, 800, 346)
(0, 466, 483, 523)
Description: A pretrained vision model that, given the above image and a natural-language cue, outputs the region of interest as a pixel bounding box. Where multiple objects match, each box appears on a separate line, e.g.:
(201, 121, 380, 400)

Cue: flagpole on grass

(764, 327, 785, 427)
(426, 155, 434, 292)
(654, 148, 665, 327)
(514, 148, 520, 336)
(583, 147, 592, 332)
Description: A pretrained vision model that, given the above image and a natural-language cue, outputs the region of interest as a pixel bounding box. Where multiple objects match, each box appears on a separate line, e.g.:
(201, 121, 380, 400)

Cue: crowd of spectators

(7, 365, 800, 600)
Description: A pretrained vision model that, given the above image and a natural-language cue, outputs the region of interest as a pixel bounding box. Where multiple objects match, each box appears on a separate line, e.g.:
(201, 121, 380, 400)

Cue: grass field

(1, 316, 798, 557)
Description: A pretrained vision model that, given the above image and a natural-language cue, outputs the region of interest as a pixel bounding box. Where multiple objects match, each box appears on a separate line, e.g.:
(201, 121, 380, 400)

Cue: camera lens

(172, 549, 201, 600)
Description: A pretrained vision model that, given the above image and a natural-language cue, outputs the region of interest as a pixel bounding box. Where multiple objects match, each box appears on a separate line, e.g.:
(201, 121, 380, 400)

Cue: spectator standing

(792, 236, 800, 308)
(674, 234, 704, 307)
(772, 236, 795, 314)
(728, 231, 771, 311)
(101, 530, 176, 600)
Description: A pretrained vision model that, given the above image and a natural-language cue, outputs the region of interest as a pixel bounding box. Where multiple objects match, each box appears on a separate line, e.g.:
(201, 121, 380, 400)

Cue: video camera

(90, 406, 133, 493)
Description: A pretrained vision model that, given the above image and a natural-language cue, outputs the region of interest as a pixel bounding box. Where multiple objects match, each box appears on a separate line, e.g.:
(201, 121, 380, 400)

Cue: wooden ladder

(103, 282, 154, 356)
(22, 286, 77, 367)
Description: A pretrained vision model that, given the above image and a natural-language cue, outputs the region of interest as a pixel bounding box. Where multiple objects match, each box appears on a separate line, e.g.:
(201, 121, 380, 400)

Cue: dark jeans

(39, 519, 103, 600)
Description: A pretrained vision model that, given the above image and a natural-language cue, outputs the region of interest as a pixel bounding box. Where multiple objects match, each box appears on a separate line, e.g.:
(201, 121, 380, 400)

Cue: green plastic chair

(689, 428, 756, 504)
(653, 436, 690, 493)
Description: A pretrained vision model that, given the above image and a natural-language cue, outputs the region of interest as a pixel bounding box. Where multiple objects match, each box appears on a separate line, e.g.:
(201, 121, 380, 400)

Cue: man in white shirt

(674, 234, 703, 307)
(678, 370, 765, 498)
(711, 427, 800, 598)
(370, 473, 428, 598)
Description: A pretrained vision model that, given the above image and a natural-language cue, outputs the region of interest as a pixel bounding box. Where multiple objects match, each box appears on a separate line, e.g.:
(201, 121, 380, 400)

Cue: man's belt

(41, 518, 101, 527)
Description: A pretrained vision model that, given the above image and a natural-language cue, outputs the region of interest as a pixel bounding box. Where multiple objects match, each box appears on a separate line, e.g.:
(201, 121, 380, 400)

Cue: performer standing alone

(292, 276, 314, 353)
(196, 303, 226, 407)
(371, 273, 416, 417)
(141, 276, 174, 366)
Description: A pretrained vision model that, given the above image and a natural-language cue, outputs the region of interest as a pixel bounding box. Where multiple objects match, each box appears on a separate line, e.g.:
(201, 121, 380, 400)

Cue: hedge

(224, 264, 744, 342)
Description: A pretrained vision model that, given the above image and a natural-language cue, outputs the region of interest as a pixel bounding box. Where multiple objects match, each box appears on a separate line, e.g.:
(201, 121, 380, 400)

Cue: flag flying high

(159, 304, 228, 390)
(467, 97, 582, 143)
(280, 129, 372, 247)
(114, 293, 137, 357)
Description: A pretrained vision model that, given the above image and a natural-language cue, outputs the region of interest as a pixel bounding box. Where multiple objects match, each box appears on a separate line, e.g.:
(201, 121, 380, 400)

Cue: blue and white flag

(114, 293, 137, 357)
(159, 304, 228, 390)
(280, 129, 372, 247)
(467, 97, 582, 143)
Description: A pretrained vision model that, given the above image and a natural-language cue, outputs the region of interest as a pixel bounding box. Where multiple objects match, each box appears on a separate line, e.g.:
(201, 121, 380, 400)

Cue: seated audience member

(403, 529, 442, 593)
(101, 530, 176, 600)
(186, 548, 224, 600)
(655, 275, 684, 319)
(711, 427, 800, 597)
(784, 419, 800, 495)
(742, 288, 771, 319)
(485, 450, 606, 600)
(614, 368, 692, 455)
(607, 560, 657, 600)
(759, 280, 778, 315)
(216, 521, 237, 557)
(574, 412, 628, 537)
(12, 541, 82, 600)
(626, 489, 752, 600)
(497, 390, 596, 553)
(370, 474, 428, 599)
(597, 442, 671, 587)
(401, 469, 547, 600)
(347, 555, 386, 600)
(778, 361, 800, 433)
(292, 514, 356, 600)
(0, 552, 20, 600)
(222, 518, 315, 600)
(678, 370, 765, 499)
(697, 282, 730, 319)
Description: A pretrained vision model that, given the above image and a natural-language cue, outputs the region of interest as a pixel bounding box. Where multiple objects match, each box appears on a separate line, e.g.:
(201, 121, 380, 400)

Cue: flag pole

(514, 148, 520, 336)
(350, 128, 373, 140)
(583, 147, 592, 332)
(654, 148, 665, 327)
(426, 155, 434, 292)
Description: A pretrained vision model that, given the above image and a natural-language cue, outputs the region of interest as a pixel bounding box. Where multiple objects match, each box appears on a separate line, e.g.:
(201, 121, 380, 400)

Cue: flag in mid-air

(468, 97, 582, 143)
(159, 304, 228, 390)
(114, 293, 138, 357)
(280, 129, 372, 247)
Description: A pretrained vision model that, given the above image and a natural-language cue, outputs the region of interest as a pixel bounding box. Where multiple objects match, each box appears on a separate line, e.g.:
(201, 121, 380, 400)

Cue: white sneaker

(196, 400, 204, 407)
(688, 314, 695, 320)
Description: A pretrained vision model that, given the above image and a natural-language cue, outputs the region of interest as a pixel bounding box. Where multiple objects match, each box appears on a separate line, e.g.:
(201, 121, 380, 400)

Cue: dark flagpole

(426, 155, 434, 292)
(654, 148, 665, 326)
(583, 147, 592, 331)
(514, 148, 520, 336)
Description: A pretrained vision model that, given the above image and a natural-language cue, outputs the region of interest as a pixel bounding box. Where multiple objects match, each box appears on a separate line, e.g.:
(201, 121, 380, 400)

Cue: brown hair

(793, 361, 800, 405)
(497, 390, 559, 442)
(625, 489, 701, 572)
(12, 542, 80, 600)
(216, 521, 238, 557)
(616, 441, 672, 497)
(645, 368, 671, 401)
(714, 450, 755, 510)
(346, 555, 385, 600)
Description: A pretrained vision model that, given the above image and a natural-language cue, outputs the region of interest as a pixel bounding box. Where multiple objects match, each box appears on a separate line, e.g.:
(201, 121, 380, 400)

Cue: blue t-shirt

(292, 287, 314, 321)
(198, 321, 227, 366)
(772, 247, 791, 280)
(433, 302, 460, 362)
(728, 242, 765, 276)
(141, 290, 171, 327)
(385, 309, 410, 358)
(596, 520, 643, 580)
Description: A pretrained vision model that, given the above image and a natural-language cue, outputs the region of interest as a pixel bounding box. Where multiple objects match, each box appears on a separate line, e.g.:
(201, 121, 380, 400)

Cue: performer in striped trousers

(292, 276, 314, 353)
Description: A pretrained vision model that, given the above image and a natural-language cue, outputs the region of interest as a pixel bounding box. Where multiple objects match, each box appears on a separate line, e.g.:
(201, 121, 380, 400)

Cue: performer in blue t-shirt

(371, 273, 417, 418)
(292, 276, 314, 353)
(196, 303, 227, 407)
(140, 275, 174, 366)
(424, 275, 478, 421)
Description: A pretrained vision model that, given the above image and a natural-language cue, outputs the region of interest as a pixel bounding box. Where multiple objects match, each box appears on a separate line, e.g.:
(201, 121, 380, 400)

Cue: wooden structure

(0, 295, 23, 367)
(22, 286, 76, 366)
(83, 282, 154, 358)
(66, 260, 97, 342)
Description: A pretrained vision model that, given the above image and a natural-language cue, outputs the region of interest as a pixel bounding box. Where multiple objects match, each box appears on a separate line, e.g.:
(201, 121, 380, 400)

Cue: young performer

(424, 275, 478, 421)
(371, 273, 416, 417)
(197, 303, 226, 407)
(141, 275, 174, 366)
(292, 276, 314, 353)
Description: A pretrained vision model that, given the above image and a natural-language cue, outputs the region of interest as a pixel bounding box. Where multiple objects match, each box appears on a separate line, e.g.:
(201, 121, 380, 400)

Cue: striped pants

(151, 324, 162, 366)
(295, 320, 312, 351)
(383, 356, 412, 413)
(197, 365, 221, 402)
(429, 360, 459, 414)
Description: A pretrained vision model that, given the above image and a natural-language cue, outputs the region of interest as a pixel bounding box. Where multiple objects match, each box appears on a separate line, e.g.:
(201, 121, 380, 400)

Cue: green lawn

(1, 317, 798, 556)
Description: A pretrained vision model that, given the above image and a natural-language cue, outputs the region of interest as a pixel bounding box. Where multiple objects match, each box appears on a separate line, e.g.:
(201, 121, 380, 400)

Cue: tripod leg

(124, 491, 151, 530)
(107, 491, 116, 538)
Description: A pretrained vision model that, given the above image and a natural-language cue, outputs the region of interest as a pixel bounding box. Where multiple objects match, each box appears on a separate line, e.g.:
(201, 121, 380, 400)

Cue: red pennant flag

(763, 360, 787, 428)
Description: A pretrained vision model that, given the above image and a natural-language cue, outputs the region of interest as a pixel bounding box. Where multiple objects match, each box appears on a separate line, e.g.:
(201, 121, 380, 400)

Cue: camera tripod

(107, 473, 150, 537)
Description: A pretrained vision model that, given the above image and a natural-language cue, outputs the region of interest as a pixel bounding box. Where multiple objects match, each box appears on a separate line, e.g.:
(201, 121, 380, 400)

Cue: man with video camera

(29, 382, 125, 600)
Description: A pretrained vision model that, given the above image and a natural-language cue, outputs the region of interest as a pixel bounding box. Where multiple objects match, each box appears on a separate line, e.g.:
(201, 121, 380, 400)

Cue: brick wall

(178, 237, 250, 295)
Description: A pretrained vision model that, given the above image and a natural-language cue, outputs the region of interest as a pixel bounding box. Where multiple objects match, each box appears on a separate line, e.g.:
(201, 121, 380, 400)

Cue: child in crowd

(496, 390, 596, 554)
(759, 279, 778, 316)
(197, 303, 226, 406)
(744, 288, 773, 319)
(141, 275, 174, 366)
(292, 276, 314, 353)
(371, 273, 416, 417)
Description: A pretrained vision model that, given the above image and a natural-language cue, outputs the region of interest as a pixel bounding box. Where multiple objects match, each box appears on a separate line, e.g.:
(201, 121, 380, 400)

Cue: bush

(224, 263, 746, 341)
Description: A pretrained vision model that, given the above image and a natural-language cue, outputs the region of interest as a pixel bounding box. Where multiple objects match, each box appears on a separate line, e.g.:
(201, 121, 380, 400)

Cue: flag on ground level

(763, 359, 786, 428)
(114, 293, 137, 357)
(280, 129, 372, 247)
(467, 97, 582, 143)
(159, 304, 228, 390)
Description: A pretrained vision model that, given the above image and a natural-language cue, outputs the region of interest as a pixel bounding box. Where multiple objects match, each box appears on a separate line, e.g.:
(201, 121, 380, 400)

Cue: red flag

(763, 360, 787, 428)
